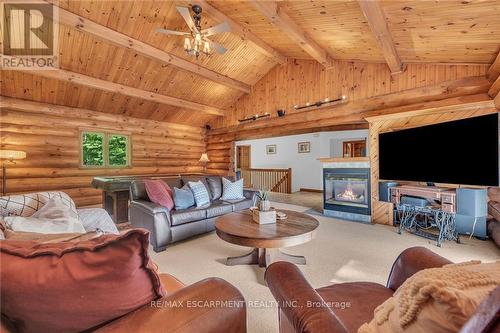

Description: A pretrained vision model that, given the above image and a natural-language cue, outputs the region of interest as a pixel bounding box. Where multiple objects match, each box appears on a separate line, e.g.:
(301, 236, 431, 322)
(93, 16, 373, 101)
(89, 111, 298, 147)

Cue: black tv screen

(379, 113, 499, 186)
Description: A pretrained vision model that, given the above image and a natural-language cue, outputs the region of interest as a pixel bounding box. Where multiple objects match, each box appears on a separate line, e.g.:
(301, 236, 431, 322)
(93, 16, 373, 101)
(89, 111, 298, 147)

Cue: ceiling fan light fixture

(184, 37, 192, 52)
(203, 41, 211, 54)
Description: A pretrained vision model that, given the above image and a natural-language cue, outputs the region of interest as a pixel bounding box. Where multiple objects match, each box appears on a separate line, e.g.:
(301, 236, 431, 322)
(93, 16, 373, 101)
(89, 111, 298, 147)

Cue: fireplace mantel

(318, 157, 370, 169)
(317, 157, 369, 163)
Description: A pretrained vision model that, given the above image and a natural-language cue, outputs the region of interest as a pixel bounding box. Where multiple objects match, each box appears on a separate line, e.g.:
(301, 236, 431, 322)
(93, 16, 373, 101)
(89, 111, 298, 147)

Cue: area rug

(150, 202, 499, 333)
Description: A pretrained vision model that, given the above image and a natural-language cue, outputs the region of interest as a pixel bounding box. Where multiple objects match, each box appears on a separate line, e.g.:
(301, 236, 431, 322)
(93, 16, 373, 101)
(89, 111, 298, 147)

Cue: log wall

(0, 97, 206, 207)
(206, 59, 491, 176)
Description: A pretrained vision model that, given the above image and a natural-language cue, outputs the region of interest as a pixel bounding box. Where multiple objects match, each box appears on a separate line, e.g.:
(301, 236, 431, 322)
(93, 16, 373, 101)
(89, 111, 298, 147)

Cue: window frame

(79, 130, 131, 169)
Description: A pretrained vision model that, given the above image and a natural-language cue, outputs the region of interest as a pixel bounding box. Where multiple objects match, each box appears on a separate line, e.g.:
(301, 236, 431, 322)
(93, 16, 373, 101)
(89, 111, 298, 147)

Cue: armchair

(265, 247, 498, 333)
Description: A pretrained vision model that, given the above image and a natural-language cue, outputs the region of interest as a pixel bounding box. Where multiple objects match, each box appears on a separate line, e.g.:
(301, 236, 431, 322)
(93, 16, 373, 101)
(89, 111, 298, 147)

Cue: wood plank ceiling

(1, 0, 499, 127)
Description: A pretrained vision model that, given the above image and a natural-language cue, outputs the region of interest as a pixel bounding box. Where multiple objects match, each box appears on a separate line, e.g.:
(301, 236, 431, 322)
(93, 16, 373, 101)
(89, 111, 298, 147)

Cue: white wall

(236, 129, 368, 192)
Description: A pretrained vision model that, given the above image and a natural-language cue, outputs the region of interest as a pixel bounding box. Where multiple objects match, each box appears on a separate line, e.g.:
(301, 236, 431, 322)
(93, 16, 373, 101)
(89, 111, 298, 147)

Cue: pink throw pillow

(144, 180, 174, 211)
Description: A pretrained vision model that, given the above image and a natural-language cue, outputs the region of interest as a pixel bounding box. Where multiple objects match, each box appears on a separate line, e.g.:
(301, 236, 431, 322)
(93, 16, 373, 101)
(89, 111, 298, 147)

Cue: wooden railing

(240, 168, 292, 194)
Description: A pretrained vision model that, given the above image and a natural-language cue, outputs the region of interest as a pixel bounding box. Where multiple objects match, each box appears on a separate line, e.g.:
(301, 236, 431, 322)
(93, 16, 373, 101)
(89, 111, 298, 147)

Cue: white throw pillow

(188, 181, 211, 207)
(221, 178, 245, 200)
(4, 198, 86, 234)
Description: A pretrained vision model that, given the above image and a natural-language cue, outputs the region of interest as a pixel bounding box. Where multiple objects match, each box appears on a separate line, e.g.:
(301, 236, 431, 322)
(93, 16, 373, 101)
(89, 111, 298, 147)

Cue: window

(81, 131, 130, 168)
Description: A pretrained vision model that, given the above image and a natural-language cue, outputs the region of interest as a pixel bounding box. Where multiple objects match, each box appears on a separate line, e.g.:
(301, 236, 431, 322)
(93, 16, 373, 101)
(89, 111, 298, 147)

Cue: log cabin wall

(206, 59, 490, 176)
(0, 98, 206, 207)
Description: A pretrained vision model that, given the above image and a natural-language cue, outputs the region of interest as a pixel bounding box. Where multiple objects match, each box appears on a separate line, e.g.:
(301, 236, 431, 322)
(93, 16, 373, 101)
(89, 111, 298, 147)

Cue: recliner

(129, 175, 257, 252)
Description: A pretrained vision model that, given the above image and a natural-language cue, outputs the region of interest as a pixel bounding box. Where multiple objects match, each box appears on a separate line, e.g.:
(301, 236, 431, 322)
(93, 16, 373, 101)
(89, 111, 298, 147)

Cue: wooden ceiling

(1, 0, 499, 127)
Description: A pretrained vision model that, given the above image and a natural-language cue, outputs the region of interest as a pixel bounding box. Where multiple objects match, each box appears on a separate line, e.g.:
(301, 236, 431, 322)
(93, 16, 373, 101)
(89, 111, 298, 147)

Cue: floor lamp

(0, 150, 27, 196)
(199, 153, 210, 174)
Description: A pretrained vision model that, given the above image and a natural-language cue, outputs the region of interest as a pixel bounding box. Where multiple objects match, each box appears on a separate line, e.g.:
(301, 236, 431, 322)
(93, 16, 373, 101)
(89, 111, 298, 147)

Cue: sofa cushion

(358, 261, 500, 333)
(221, 178, 245, 200)
(0, 191, 77, 217)
(162, 177, 182, 190)
(316, 282, 393, 333)
(206, 201, 233, 218)
(145, 180, 174, 211)
(225, 198, 253, 211)
(173, 185, 195, 210)
(170, 208, 207, 226)
(188, 181, 211, 207)
(206, 176, 223, 200)
(181, 176, 211, 199)
(0, 229, 165, 333)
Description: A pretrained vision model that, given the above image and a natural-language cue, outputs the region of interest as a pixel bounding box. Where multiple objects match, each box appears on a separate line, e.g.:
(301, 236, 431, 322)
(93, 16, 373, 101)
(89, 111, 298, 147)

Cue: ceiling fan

(156, 5, 231, 59)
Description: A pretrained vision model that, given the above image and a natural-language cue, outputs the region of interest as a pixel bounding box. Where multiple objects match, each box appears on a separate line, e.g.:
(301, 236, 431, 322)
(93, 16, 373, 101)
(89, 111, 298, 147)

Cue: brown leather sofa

(265, 247, 500, 333)
(1, 273, 247, 333)
(129, 175, 257, 252)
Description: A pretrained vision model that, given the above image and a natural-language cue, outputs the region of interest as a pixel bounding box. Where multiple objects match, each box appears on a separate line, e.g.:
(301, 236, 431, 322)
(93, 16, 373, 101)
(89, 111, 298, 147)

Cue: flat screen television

(379, 113, 499, 186)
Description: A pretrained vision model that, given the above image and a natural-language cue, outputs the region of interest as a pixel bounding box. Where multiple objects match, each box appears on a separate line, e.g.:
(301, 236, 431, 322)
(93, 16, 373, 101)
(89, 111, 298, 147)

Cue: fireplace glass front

(324, 168, 370, 217)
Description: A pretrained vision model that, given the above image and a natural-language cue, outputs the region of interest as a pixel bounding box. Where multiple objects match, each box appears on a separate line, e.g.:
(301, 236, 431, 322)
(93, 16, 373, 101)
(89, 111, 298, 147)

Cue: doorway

(236, 145, 251, 187)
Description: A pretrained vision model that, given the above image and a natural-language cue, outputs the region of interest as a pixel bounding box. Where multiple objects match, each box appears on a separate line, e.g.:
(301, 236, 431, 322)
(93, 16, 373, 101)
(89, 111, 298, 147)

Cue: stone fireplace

(319, 158, 371, 223)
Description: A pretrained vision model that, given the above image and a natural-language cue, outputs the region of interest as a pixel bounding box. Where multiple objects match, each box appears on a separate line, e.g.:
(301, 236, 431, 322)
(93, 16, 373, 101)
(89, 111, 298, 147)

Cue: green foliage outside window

(82, 132, 104, 166)
(81, 131, 129, 168)
(108, 135, 128, 166)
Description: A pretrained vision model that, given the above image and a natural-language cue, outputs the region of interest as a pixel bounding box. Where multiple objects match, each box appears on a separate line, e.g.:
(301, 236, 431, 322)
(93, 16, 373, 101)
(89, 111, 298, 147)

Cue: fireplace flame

(337, 187, 364, 201)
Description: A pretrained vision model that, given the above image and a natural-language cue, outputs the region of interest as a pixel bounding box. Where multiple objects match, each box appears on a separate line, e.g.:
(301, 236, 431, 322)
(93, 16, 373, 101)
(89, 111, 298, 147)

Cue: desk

(391, 185, 456, 213)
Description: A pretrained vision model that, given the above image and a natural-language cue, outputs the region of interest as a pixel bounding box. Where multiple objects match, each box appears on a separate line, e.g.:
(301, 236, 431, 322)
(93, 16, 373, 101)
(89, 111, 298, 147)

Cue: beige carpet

(150, 202, 500, 333)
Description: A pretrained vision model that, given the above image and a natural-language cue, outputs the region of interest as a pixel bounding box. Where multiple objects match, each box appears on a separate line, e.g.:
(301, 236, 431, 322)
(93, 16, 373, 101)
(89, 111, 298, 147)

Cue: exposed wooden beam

(42, 3, 251, 94)
(249, 1, 331, 67)
(209, 94, 494, 142)
(357, 0, 404, 74)
(489, 75, 500, 98)
(209, 76, 491, 136)
(191, 0, 286, 64)
(488, 51, 500, 81)
(24, 69, 225, 116)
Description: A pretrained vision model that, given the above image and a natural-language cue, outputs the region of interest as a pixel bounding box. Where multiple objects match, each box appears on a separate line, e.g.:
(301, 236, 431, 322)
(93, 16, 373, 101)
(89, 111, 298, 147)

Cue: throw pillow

(0, 229, 165, 333)
(358, 260, 500, 333)
(188, 181, 211, 207)
(0, 191, 77, 217)
(206, 176, 223, 200)
(144, 179, 174, 211)
(173, 185, 195, 210)
(221, 177, 245, 200)
(4, 198, 86, 234)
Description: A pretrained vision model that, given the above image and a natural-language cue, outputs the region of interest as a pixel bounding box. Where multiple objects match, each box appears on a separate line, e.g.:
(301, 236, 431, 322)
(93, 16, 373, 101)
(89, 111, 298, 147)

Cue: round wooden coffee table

(215, 209, 319, 268)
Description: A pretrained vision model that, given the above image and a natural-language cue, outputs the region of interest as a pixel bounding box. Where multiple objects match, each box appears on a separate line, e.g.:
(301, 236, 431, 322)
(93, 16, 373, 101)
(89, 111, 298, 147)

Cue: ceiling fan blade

(201, 22, 231, 37)
(208, 39, 227, 55)
(156, 28, 190, 36)
(176, 6, 198, 33)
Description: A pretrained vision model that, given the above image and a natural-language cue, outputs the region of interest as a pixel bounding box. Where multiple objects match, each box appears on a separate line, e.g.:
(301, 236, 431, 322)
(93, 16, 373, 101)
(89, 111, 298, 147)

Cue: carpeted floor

(150, 202, 500, 333)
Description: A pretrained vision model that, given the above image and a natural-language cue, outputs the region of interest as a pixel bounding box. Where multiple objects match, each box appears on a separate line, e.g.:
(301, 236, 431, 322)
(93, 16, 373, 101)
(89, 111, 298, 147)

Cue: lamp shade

(199, 153, 210, 163)
(0, 150, 26, 160)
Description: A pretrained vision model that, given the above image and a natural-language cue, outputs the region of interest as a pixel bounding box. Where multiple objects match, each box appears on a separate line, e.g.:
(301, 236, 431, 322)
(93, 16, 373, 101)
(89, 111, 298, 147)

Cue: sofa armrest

(243, 189, 258, 202)
(265, 262, 348, 333)
(386, 246, 452, 291)
(130, 200, 169, 215)
(95, 278, 246, 333)
(129, 200, 171, 252)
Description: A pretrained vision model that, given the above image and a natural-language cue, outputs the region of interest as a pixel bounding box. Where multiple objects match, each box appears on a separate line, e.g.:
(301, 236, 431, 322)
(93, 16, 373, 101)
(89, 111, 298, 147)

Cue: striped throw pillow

(221, 178, 244, 200)
(188, 181, 210, 207)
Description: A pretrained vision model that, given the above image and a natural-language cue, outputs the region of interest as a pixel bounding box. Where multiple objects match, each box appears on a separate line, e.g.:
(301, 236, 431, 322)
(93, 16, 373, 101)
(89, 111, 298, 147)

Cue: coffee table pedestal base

(226, 248, 306, 268)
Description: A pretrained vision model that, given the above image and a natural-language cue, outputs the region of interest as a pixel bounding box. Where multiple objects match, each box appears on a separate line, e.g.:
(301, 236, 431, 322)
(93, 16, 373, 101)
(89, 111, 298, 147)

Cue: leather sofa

(129, 175, 257, 252)
(265, 247, 500, 333)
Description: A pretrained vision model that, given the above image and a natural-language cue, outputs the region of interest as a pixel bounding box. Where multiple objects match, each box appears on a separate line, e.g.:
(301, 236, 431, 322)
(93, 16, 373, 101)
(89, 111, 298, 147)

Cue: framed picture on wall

(266, 144, 277, 154)
(298, 142, 310, 153)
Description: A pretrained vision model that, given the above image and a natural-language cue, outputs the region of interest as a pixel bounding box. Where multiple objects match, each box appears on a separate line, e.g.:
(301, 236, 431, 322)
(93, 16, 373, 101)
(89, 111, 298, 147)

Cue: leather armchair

(265, 247, 498, 333)
(95, 276, 246, 333)
(1, 273, 247, 333)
